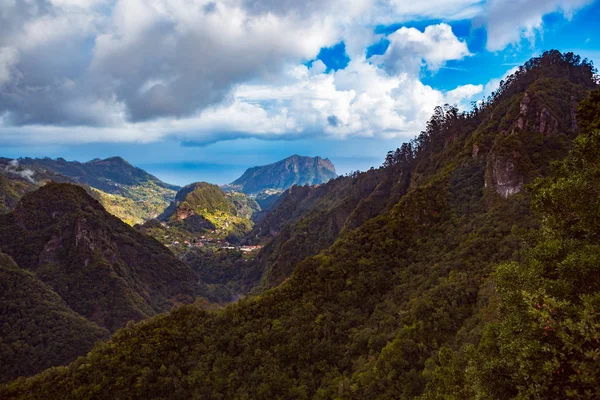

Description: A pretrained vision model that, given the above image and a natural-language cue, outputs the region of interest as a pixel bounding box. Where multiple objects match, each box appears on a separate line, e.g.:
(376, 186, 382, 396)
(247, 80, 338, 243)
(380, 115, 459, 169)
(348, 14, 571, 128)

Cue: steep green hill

(150, 182, 258, 242)
(0, 183, 209, 332)
(1, 51, 597, 399)
(227, 155, 337, 195)
(140, 183, 260, 299)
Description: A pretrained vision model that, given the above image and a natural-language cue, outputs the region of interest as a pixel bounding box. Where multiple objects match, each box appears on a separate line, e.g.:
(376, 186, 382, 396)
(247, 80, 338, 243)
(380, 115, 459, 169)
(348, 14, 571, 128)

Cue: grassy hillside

(0, 175, 36, 214)
(91, 184, 174, 226)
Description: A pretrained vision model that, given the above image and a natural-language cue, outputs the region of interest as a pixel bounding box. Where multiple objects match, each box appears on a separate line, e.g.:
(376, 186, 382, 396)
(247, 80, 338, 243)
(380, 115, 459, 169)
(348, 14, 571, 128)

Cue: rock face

(515, 91, 531, 131)
(485, 152, 524, 198)
(515, 91, 560, 136)
(538, 106, 559, 135)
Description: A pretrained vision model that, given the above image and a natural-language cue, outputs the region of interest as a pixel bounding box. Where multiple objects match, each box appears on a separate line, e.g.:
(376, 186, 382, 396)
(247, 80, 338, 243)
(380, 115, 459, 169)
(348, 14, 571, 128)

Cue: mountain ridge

(0, 157, 179, 225)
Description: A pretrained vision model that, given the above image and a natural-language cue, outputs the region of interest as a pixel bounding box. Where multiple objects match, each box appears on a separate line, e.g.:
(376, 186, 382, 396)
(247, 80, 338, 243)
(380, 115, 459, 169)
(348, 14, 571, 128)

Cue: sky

(0, 0, 599, 186)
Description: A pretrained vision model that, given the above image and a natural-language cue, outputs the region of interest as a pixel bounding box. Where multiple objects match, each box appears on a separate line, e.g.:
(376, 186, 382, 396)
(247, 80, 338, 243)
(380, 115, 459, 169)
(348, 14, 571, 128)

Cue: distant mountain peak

(87, 156, 131, 165)
(229, 155, 337, 195)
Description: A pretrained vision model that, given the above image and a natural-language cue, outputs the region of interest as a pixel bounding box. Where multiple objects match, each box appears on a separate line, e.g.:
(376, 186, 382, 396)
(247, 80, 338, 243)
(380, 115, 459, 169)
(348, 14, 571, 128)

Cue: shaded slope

(0, 251, 108, 384)
(0, 183, 205, 332)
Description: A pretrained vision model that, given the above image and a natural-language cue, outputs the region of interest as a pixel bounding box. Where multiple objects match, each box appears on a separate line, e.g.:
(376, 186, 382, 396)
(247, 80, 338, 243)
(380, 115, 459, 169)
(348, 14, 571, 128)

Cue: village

(167, 236, 262, 252)
(160, 223, 262, 253)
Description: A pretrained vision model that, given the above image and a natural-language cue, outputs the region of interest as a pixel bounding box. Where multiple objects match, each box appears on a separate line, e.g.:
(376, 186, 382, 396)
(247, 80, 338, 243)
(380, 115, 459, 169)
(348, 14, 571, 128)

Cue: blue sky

(0, 0, 599, 186)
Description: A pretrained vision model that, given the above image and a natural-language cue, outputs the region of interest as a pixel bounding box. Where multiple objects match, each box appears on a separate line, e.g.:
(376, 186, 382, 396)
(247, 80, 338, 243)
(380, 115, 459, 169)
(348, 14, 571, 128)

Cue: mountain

(0, 157, 179, 225)
(0, 175, 36, 214)
(0, 183, 211, 332)
(0, 159, 76, 214)
(2, 51, 599, 399)
(16, 156, 178, 193)
(138, 182, 262, 300)
(226, 155, 337, 196)
(0, 182, 225, 382)
(154, 182, 259, 238)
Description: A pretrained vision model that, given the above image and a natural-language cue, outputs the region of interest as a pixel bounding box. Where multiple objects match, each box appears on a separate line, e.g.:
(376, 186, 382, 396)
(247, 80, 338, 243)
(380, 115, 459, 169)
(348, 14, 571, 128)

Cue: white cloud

(371, 23, 471, 75)
(0, 0, 593, 147)
(444, 84, 484, 108)
(0, 55, 484, 146)
(0, 47, 19, 86)
(484, 0, 594, 51)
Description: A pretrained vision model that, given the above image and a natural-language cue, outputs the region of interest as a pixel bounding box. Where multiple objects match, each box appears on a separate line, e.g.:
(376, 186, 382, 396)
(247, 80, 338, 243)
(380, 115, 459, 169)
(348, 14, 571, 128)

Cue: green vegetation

(144, 182, 259, 250)
(0, 175, 36, 214)
(1, 51, 598, 399)
(91, 183, 174, 226)
(0, 183, 209, 332)
(0, 252, 108, 384)
(0, 183, 228, 383)
(10, 157, 178, 225)
(423, 86, 600, 399)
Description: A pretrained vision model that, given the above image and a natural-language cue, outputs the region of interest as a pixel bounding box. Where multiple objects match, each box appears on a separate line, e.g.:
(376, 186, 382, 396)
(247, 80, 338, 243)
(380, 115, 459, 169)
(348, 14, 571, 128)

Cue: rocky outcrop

(228, 155, 337, 195)
(515, 92, 531, 131)
(485, 152, 524, 198)
(514, 91, 559, 135)
(538, 106, 559, 135)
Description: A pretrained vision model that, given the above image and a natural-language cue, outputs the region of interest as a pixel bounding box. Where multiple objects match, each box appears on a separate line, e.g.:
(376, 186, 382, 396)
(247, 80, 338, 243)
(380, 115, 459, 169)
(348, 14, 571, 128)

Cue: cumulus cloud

(484, 0, 594, 51)
(0, 0, 593, 146)
(0, 55, 484, 146)
(0, 47, 19, 86)
(371, 24, 471, 75)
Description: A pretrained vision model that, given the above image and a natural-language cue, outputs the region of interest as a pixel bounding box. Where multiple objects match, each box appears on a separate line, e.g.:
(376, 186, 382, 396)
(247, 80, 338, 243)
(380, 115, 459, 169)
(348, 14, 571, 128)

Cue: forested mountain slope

(242, 159, 411, 292)
(0, 183, 207, 333)
(2, 51, 598, 399)
(0, 252, 109, 384)
(0, 183, 225, 383)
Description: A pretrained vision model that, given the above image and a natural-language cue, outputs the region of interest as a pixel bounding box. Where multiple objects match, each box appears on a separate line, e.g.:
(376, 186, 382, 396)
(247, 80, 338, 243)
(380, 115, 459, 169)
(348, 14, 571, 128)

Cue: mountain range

(1, 50, 599, 398)
(0, 156, 179, 225)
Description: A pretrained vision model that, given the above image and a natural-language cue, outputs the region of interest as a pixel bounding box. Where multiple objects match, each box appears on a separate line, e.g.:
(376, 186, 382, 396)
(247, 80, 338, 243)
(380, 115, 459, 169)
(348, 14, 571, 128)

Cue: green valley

(2, 50, 598, 399)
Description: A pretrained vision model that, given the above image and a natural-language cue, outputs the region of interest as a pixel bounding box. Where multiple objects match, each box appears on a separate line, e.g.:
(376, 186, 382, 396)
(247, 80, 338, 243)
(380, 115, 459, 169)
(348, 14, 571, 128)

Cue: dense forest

(1, 51, 599, 399)
(0, 183, 222, 382)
